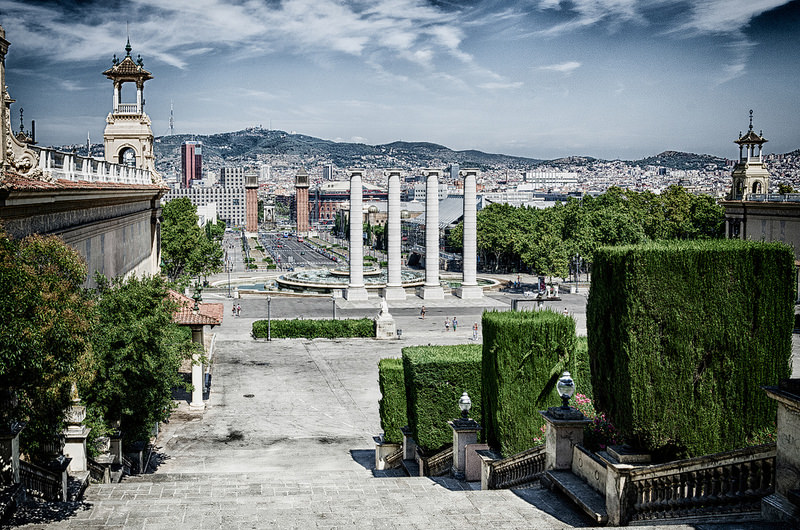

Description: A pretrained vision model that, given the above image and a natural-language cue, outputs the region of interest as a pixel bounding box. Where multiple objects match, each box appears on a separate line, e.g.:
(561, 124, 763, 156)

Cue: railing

(115, 103, 139, 114)
(32, 146, 155, 186)
(419, 446, 453, 477)
(746, 193, 800, 203)
(487, 445, 546, 489)
(19, 460, 65, 502)
(384, 446, 403, 468)
(623, 443, 775, 523)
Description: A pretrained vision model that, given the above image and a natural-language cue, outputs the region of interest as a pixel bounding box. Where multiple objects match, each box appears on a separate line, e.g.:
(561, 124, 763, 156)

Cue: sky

(1, 0, 799, 160)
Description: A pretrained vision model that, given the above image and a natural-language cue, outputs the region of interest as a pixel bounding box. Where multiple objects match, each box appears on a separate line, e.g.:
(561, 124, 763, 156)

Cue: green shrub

(402, 345, 482, 453)
(267, 264, 276, 269)
(588, 240, 794, 458)
(364, 255, 377, 262)
(574, 337, 593, 402)
(379, 261, 388, 268)
(378, 358, 406, 444)
(252, 318, 374, 339)
(247, 263, 257, 269)
(481, 310, 578, 457)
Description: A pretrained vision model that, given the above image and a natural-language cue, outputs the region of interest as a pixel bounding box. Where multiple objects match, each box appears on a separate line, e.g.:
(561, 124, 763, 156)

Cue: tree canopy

(460, 186, 724, 277)
(161, 197, 223, 283)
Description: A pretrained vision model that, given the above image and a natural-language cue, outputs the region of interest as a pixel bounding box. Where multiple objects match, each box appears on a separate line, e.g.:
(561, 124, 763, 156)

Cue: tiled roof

(102, 55, 153, 80)
(169, 289, 223, 326)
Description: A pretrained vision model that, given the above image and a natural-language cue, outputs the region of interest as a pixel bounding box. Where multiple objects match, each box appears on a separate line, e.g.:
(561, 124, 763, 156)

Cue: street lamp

(458, 392, 472, 419)
(267, 295, 272, 341)
(226, 258, 232, 298)
(557, 371, 576, 409)
(574, 254, 581, 293)
(331, 294, 337, 320)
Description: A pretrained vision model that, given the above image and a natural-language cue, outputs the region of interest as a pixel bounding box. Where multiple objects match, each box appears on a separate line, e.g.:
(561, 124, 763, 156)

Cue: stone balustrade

(32, 146, 154, 185)
(480, 445, 546, 490)
(601, 443, 776, 525)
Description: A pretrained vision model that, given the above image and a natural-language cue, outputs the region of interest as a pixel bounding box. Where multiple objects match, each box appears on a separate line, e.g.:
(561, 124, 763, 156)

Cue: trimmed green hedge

(252, 318, 374, 339)
(378, 358, 406, 444)
(482, 310, 579, 457)
(587, 240, 794, 458)
(403, 345, 482, 453)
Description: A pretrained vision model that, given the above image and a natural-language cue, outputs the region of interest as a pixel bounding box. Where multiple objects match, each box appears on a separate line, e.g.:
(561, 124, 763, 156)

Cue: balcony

(33, 146, 155, 186)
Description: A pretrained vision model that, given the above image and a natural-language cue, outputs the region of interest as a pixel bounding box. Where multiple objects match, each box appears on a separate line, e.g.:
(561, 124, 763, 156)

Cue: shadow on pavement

(4, 499, 91, 527)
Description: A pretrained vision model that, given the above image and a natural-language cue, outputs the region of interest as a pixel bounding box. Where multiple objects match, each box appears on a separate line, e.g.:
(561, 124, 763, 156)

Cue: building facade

(181, 141, 202, 188)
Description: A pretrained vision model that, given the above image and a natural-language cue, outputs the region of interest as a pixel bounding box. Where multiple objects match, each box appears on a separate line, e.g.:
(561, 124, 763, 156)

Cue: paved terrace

(8, 283, 796, 529)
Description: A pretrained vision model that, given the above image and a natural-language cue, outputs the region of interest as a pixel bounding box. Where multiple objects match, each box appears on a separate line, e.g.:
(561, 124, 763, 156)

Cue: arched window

(752, 181, 762, 194)
(119, 147, 136, 167)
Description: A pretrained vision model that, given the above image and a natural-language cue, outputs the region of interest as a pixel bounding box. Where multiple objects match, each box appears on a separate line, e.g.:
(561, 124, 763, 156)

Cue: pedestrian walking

(445, 318, 450, 332)
(420, 306, 426, 319)
(237, 303, 242, 316)
(563, 307, 568, 316)
(232, 305, 236, 317)
(472, 322, 479, 341)
(452, 317, 457, 331)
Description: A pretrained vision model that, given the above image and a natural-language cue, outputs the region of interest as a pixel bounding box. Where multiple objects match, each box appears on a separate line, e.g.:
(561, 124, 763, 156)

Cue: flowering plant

(573, 393, 622, 450)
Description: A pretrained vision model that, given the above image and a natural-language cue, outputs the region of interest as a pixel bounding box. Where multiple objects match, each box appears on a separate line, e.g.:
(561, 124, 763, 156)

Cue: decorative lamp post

(192, 286, 202, 312)
(574, 254, 581, 293)
(449, 391, 480, 480)
(267, 295, 271, 341)
(227, 258, 232, 298)
(331, 294, 337, 320)
(540, 371, 590, 472)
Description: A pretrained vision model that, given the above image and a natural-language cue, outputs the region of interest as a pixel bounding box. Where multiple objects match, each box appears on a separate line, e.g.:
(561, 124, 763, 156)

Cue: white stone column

(346, 169, 369, 301)
(456, 168, 483, 299)
(418, 169, 444, 300)
(189, 325, 205, 410)
(384, 169, 406, 300)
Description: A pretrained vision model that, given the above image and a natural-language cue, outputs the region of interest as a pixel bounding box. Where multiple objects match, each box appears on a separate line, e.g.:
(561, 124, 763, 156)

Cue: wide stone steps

(545, 470, 608, 525)
(8, 471, 591, 529)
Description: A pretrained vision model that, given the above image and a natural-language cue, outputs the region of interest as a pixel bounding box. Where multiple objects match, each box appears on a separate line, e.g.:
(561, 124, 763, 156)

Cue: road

(259, 232, 339, 269)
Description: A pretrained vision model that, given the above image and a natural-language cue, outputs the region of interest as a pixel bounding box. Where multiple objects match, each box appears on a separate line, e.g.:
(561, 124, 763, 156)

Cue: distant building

(165, 166, 250, 227)
(180, 141, 202, 188)
(311, 180, 387, 224)
(322, 164, 334, 181)
(520, 171, 578, 190)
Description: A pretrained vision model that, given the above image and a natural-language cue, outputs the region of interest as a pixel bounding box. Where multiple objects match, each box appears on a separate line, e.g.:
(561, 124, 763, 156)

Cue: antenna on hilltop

(169, 101, 174, 136)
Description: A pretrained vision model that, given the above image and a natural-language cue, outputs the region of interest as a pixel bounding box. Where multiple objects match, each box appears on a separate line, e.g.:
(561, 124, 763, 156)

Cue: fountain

(276, 268, 425, 293)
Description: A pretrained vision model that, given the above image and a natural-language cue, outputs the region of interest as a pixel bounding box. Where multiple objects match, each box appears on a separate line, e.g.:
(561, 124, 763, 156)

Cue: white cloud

(539, 61, 582, 74)
(479, 81, 523, 90)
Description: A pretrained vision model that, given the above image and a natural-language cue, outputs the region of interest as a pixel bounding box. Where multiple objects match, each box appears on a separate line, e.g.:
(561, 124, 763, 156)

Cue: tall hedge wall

(402, 345, 482, 453)
(482, 310, 580, 457)
(378, 358, 406, 444)
(252, 318, 374, 339)
(587, 240, 794, 457)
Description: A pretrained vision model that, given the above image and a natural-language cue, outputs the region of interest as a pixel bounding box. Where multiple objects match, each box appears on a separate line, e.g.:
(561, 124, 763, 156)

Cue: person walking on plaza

(445, 318, 450, 332)
(420, 306, 426, 319)
(563, 307, 568, 316)
(472, 322, 479, 341)
(452, 317, 457, 331)
(237, 303, 242, 316)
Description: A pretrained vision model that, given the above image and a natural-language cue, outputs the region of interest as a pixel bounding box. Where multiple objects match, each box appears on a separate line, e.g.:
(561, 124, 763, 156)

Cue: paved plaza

(7, 278, 797, 528)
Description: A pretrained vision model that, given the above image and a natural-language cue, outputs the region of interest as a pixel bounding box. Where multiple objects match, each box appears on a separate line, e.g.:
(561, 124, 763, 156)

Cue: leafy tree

(0, 227, 96, 459)
(82, 274, 197, 442)
(162, 198, 222, 282)
(778, 183, 796, 194)
(205, 219, 226, 241)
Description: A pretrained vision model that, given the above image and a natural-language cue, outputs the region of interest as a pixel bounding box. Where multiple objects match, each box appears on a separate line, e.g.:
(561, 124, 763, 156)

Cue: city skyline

(2, 0, 799, 160)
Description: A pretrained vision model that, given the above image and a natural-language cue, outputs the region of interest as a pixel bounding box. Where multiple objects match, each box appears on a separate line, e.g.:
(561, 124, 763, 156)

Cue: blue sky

(2, 0, 799, 160)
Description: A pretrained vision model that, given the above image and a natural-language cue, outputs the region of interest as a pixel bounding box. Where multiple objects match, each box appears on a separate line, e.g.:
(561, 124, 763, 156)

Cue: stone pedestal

(63, 387, 90, 473)
(373, 436, 401, 470)
(0, 422, 24, 484)
(416, 285, 445, 300)
(110, 431, 123, 465)
(540, 407, 591, 471)
(382, 286, 406, 301)
(449, 417, 481, 480)
(345, 286, 369, 301)
(762, 379, 800, 524)
(375, 301, 396, 340)
(454, 285, 483, 299)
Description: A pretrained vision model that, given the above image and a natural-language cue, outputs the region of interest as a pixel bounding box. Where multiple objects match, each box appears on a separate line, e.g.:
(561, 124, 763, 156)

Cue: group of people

(444, 317, 458, 331)
(232, 303, 242, 317)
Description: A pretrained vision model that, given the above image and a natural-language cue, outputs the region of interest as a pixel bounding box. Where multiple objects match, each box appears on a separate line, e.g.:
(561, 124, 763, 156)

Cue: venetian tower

(295, 167, 310, 235)
(102, 39, 158, 179)
(730, 110, 769, 200)
(245, 169, 259, 234)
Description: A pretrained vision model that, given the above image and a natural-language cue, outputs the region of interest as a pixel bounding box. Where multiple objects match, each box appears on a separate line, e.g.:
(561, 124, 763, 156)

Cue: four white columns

(346, 167, 482, 301)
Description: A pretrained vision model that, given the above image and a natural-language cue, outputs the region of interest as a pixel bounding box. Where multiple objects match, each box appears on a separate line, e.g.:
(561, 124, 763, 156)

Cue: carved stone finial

(749, 109, 754, 131)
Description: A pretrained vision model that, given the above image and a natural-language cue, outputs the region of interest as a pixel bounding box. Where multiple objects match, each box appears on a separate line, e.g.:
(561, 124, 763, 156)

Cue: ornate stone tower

(245, 169, 259, 234)
(730, 110, 769, 200)
(102, 39, 158, 180)
(295, 167, 310, 235)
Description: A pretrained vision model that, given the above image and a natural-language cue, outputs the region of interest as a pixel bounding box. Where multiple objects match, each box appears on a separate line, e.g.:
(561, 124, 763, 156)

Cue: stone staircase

(6, 470, 589, 528)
